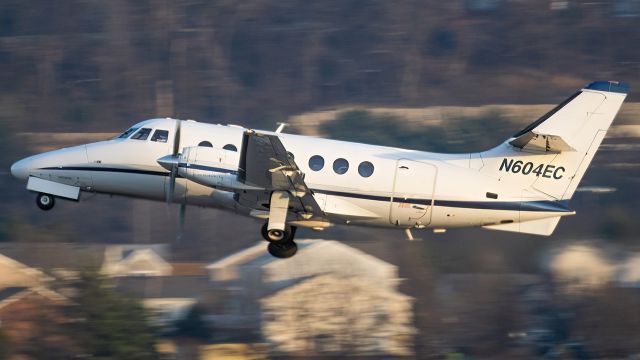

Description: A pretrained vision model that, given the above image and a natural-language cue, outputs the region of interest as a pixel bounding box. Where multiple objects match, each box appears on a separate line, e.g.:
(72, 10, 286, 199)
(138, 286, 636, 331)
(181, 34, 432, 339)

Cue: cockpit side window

(131, 128, 152, 140)
(151, 130, 169, 143)
(118, 127, 139, 139)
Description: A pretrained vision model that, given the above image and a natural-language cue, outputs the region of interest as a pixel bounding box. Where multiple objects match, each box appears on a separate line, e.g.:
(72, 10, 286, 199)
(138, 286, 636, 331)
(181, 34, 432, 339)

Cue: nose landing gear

(261, 223, 298, 258)
(36, 193, 55, 211)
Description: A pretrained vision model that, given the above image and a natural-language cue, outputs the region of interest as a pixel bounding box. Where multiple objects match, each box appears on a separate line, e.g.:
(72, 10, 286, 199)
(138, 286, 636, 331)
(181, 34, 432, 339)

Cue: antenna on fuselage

(275, 122, 289, 133)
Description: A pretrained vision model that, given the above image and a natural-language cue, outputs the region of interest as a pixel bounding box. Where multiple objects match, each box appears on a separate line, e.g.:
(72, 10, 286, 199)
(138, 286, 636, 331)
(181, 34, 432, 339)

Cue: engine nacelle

(178, 146, 261, 191)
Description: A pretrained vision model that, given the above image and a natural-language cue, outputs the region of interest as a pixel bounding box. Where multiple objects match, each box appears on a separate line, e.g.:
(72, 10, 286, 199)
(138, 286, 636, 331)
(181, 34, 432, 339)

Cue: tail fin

(480, 81, 628, 200)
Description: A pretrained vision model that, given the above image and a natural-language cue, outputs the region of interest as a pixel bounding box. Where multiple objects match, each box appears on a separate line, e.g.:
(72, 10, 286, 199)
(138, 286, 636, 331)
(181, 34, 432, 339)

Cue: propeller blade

(167, 166, 177, 205)
(162, 119, 183, 205)
(177, 203, 186, 243)
(172, 119, 181, 156)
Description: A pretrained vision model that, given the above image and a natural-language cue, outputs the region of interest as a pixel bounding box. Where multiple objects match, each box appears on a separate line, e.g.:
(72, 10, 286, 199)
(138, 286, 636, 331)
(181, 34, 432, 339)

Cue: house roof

(0, 287, 28, 302)
(0, 286, 68, 310)
(119, 244, 170, 259)
(206, 240, 399, 289)
(0, 243, 106, 270)
(0, 252, 52, 283)
(115, 276, 210, 299)
(0, 243, 170, 273)
(207, 239, 395, 271)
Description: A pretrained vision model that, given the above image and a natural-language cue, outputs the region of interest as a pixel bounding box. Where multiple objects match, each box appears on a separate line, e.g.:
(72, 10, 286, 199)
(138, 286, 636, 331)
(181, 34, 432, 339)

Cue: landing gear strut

(262, 191, 298, 258)
(36, 193, 55, 211)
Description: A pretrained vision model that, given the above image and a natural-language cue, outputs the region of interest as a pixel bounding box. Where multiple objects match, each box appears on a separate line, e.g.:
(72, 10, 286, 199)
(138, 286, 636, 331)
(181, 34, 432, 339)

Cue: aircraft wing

(236, 131, 326, 221)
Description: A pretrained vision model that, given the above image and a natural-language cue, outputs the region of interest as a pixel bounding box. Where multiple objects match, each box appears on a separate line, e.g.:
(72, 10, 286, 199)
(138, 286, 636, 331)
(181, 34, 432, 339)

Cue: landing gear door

(390, 160, 437, 227)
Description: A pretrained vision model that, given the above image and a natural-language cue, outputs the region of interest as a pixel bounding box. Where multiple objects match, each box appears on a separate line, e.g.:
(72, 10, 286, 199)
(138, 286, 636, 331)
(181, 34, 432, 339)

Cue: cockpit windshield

(131, 128, 152, 140)
(117, 127, 139, 139)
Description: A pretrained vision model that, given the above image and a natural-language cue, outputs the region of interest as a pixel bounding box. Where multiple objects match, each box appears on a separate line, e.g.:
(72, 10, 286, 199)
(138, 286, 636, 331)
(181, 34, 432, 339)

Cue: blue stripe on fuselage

(177, 163, 238, 175)
(39, 166, 572, 213)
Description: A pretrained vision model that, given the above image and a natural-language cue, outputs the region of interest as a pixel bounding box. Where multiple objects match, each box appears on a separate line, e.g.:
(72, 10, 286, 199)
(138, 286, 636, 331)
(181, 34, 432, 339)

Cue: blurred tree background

(0, 0, 639, 133)
(69, 270, 158, 360)
(321, 109, 515, 152)
(0, 2, 639, 358)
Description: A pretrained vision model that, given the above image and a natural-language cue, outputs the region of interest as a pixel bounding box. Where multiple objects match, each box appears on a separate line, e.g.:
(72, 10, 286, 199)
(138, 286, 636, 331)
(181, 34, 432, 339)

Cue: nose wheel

(36, 193, 55, 211)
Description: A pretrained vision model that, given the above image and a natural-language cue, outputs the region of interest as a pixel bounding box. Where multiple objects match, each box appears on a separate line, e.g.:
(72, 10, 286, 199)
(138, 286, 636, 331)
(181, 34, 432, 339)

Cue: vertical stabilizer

(480, 81, 628, 200)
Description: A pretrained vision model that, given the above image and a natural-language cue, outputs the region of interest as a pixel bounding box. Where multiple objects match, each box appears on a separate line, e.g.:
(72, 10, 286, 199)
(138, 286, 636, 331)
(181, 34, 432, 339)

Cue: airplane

(10, 81, 628, 258)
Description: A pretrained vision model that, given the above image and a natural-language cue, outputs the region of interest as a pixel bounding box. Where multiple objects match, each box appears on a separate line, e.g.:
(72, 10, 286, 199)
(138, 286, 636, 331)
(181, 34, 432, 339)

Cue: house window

(223, 144, 237, 152)
(198, 141, 213, 147)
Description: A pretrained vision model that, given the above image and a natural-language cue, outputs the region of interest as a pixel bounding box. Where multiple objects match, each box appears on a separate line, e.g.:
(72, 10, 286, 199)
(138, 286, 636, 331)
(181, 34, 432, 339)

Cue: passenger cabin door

(390, 160, 437, 227)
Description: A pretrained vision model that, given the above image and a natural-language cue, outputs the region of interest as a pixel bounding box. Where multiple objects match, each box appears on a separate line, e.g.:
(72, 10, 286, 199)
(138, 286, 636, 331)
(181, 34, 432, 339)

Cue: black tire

(36, 193, 55, 211)
(267, 241, 298, 259)
(261, 223, 297, 242)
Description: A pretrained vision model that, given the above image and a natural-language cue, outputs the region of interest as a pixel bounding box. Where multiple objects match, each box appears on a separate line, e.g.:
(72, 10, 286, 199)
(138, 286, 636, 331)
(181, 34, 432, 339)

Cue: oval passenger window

(308, 155, 325, 171)
(333, 158, 349, 175)
(358, 161, 374, 177)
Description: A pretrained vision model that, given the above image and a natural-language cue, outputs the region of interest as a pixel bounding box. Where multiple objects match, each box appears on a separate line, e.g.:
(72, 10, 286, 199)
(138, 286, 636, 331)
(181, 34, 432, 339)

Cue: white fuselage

(11, 118, 571, 231)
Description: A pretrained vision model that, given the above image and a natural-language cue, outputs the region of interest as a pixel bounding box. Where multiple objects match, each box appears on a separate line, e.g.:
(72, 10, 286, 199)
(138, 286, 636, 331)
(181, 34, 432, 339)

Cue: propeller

(156, 119, 187, 243)
(157, 119, 182, 205)
(177, 203, 186, 244)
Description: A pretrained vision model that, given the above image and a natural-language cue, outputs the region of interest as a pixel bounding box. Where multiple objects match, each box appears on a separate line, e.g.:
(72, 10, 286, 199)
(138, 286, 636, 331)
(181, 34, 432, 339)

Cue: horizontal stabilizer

(483, 216, 562, 236)
(509, 131, 575, 153)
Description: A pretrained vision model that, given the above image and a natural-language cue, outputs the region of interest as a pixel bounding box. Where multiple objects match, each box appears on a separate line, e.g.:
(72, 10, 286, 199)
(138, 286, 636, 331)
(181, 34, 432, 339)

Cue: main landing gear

(36, 193, 55, 211)
(261, 223, 298, 259)
(261, 190, 299, 259)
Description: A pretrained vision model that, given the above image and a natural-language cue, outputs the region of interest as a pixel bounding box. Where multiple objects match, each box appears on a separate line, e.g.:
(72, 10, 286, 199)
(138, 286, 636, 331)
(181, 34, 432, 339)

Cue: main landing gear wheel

(267, 241, 298, 259)
(36, 193, 55, 211)
(261, 223, 297, 243)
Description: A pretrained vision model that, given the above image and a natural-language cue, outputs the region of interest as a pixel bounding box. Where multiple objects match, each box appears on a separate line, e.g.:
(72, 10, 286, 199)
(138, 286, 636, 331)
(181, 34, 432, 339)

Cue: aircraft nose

(10, 158, 31, 180)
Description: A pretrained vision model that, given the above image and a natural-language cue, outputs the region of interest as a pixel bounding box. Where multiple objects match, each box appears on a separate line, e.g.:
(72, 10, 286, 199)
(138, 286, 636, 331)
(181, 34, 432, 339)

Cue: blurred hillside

(1, 0, 640, 134)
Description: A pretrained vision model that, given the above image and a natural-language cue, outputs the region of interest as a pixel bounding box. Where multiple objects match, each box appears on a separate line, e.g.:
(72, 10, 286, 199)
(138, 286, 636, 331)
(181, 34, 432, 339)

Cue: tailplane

(483, 216, 562, 236)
